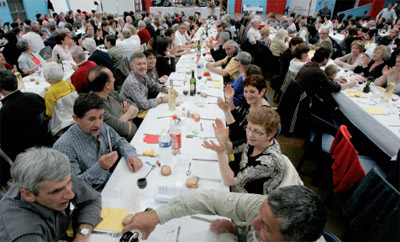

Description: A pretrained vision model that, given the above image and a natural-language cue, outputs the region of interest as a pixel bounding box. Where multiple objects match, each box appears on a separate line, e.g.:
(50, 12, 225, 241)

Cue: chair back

(329, 125, 365, 193)
(342, 168, 399, 241)
(277, 79, 310, 136)
(49, 91, 78, 136)
(277, 154, 304, 188)
(114, 57, 131, 91)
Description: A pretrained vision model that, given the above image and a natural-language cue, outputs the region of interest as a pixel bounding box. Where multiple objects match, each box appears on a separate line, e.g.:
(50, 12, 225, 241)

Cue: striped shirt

(54, 123, 137, 190)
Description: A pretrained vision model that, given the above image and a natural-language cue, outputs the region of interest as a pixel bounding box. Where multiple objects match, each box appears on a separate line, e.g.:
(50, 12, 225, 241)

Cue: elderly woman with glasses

(231, 51, 252, 106)
(203, 106, 284, 195)
(17, 39, 46, 76)
(43, 62, 75, 118)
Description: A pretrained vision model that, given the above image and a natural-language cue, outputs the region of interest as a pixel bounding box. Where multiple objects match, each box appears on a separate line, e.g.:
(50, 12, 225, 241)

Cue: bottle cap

(172, 114, 178, 120)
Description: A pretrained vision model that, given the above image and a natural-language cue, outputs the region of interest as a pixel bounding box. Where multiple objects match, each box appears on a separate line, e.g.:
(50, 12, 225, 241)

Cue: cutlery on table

(186, 162, 192, 176)
(92, 231, 121, 238)
(176, 226, 181, 242)
(190, 215, 212, 223)
(192, 158, 218, 162)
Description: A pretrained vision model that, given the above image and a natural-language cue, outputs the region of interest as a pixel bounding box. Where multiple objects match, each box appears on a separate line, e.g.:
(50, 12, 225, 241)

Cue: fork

(186, 162, 192, 176)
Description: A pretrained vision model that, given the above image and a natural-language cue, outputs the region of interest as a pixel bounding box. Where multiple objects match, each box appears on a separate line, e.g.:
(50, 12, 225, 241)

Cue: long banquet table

(331, 65, 400, 158)
(89, 26, 230, 241)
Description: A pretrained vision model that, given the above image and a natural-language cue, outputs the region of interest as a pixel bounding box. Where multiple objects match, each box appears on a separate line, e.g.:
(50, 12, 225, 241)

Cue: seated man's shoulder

(0, 187, 47, 240)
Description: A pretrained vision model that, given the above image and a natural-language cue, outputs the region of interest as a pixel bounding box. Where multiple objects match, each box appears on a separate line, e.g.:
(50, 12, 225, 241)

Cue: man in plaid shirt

(54, 93, 143, 191)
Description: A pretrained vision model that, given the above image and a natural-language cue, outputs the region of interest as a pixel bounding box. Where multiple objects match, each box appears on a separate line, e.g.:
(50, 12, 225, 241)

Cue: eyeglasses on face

(245, 126, 265, 137)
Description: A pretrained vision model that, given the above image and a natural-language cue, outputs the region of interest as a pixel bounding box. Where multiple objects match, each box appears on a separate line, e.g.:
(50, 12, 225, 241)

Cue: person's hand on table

(335, 76, 347, 83)
(127, 157, 143, 172)
(98, 151, 118, 170)
(210, 219, 237, 236)
(158, 75, 168, 83)
(213, 118, 229, 143)
(122, 211, 160, 239)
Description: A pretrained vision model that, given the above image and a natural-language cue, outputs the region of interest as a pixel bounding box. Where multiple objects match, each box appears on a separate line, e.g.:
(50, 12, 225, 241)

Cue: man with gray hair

(120, 52, 171, 111)
(122, 186, 327, 242)
(70, 46, 97, 93)
(0, 147, 102, 241)
(174, 23, 193, 47)
(207, 31, 229, 61)
(116, 29, 141, 58)
(247, 19, 261, 45)
(83, 37, 114, 71)
(206, 40, 240, 83)
(20, 25, 45, 53)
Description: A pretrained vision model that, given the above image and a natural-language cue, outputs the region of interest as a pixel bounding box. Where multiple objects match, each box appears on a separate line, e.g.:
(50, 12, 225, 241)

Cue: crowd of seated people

(1, 4, 400, 241)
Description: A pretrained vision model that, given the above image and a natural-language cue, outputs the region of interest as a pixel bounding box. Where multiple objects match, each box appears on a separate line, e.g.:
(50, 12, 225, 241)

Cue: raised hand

(224, 84, 235, 101)
(213, 118, 229, 143)
(202, 139, 225, 154)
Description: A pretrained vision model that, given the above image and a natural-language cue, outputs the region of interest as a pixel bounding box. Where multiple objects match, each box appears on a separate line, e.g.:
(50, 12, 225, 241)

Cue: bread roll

(200, 92, 208, 98)
(161, 165, 171, 176)
(122, 214, 134, 226)
(186, 177, 199, 188)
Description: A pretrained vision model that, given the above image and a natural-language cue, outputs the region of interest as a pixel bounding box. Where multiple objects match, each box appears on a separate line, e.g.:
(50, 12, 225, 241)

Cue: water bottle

(170, 115, 182, 150)
(159, 129, 172, 165)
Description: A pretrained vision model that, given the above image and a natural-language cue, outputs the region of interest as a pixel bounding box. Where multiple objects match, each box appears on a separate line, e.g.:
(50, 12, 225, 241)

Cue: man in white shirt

(247, 19, 261, 44)
(287, 17, 297, 34)
(116, 29, 140, 59)
(173, 23, 189, 47)
(20, 26, 45, 54)
(376, 2, 397, 23)
(320, 15, 333, 32)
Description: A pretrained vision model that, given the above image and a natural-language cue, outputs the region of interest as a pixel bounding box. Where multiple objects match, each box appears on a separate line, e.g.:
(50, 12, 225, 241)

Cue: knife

(190, 215, 212, 223)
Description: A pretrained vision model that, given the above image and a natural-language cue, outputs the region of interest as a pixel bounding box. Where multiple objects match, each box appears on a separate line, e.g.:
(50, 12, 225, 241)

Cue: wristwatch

(79, 228, 91, 236)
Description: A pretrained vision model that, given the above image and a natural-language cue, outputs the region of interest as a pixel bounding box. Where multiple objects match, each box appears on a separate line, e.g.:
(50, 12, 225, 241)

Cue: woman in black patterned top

(218, 72, 270, 143)
(202, 106, 284, 195)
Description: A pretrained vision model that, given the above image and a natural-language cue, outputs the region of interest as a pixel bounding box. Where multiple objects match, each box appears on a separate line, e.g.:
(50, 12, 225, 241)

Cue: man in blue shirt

(54, 93, 143, 191)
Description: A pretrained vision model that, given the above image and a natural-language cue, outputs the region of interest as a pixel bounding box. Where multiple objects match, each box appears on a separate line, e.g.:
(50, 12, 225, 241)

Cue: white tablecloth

(21, 61, 75, 97)
(332, 68, 400, 157)
(89, 26, 229, 242)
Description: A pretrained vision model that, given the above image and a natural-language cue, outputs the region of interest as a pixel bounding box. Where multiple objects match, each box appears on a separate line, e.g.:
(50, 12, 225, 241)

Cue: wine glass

(193, 113, 201, 131)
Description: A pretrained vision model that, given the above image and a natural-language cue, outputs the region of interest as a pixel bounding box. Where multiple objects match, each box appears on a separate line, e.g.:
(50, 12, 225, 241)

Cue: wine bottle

(190, 70, 196, 96)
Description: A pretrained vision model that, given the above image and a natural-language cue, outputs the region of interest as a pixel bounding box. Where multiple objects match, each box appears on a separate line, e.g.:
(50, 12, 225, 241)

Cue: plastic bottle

(383, 81, 396, 103)
(159, 129, 172, 164)
(168, 81, 176, 111)
(170, 115, 182, 150)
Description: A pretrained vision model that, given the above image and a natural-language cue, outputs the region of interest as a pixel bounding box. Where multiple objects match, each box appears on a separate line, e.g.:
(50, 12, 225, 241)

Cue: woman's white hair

(43, 62, 64, 83)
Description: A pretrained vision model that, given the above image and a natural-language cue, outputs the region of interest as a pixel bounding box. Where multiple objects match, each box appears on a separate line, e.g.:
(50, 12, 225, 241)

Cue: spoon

(186, 162, 192, 176)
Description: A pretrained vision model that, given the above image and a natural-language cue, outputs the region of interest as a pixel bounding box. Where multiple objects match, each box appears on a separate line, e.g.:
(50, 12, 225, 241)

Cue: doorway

(7, 0, 27, 22)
